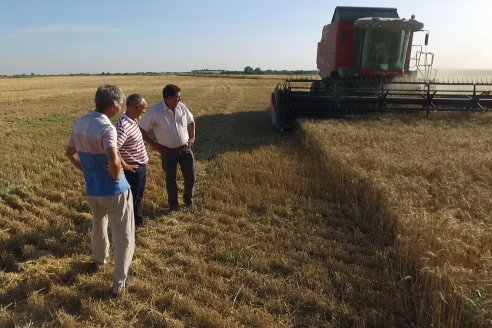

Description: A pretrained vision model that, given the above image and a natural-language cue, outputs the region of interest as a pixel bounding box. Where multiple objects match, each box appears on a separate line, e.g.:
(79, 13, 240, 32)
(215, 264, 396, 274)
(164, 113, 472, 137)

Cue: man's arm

(65, 145, 83, 171)
(140, 127, 168, 154)
(116, 123, 137, 173)
(106, 147, 123, 180)
(187, 121, 195, 148)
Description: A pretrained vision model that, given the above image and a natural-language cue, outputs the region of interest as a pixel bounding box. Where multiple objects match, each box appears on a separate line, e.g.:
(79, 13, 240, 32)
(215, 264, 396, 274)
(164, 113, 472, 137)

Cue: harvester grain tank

(270, 6, 492, 131)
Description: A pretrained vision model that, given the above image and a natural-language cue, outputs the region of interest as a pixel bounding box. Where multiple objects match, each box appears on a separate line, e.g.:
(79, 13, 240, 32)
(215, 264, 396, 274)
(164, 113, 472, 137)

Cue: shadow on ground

(194, 109, 283, 160)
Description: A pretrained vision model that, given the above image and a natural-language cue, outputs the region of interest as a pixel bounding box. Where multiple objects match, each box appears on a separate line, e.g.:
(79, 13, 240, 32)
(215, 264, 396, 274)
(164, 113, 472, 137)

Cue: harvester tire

(310, 81, 321, 92)
(270, 88, 285, 131)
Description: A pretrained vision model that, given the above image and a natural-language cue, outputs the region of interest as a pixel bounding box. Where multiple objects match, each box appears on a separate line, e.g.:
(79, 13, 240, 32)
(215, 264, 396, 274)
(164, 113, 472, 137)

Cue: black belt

(167, 144, 188, 151)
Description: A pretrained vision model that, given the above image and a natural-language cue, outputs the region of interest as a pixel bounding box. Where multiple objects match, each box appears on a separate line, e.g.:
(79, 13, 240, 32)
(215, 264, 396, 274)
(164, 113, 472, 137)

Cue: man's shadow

(194, 109, 282, 160)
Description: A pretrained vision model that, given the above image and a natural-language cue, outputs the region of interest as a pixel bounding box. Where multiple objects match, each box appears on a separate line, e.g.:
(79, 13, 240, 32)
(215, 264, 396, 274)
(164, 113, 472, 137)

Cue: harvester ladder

(414, 51, 435, 81)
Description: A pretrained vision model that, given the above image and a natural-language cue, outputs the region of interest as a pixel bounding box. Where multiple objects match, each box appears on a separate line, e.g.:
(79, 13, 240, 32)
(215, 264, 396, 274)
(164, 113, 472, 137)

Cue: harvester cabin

(317, 6, 421, 79)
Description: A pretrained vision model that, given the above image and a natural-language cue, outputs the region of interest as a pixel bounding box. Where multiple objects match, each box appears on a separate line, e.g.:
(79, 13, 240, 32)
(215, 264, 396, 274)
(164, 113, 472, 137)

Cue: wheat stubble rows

(1, 75, 489, 327)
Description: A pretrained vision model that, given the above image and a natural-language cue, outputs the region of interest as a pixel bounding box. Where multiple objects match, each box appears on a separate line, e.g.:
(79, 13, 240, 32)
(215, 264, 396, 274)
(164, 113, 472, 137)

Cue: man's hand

(187, 137, 195, 149)
(106, 147, 123, 180)
(140, 127, 168, 154)
(187, 121, 195, 149)
(121, 158, 138, 173)
(151, 141, 169, 154)
(66, 145, 83, 171)
(124, 163, 139, 173)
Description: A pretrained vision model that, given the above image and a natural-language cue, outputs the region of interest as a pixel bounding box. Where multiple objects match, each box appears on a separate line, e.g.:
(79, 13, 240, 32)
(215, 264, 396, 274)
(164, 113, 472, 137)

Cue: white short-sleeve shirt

(138, 101, 194, 148)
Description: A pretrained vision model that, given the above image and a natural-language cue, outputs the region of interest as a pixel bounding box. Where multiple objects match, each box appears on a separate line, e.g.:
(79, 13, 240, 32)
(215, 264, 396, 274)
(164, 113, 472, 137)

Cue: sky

(1, 0, 492, 75)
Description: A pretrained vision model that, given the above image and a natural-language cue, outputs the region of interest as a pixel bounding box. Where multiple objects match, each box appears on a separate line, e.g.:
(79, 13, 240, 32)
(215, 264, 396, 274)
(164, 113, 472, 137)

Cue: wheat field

(0, 75, 490, 327)
(300, 114, 492, 327)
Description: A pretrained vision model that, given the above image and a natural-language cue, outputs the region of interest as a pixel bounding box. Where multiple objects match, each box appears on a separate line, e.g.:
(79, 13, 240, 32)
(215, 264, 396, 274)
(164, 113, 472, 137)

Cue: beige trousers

(86, 190, 135, 294)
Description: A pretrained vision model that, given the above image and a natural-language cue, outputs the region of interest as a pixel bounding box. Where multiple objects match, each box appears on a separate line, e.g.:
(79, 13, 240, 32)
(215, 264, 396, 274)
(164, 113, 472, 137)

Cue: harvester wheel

(270, 91, 278, 129)
(270, 88, 285, 131)
(310, 81, 321, 92)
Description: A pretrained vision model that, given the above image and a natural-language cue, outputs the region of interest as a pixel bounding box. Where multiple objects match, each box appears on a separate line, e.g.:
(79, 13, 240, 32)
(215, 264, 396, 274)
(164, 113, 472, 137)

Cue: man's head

(162, 84, 181, 109)
(95, 84, 125, 117)
(125, 93, 147, 120)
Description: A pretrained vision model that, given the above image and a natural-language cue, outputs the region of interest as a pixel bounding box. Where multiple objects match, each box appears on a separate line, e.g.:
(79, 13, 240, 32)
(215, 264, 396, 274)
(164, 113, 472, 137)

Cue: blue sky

(1, 0, 491, 75)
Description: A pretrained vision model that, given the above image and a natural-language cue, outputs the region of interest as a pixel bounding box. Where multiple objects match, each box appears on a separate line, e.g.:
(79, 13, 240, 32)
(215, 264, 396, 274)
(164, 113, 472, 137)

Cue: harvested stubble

(0, 75, 488, 327)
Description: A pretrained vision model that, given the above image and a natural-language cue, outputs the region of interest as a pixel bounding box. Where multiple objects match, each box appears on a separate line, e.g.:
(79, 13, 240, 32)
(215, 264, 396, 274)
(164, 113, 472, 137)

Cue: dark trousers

(161, 148, 195, 209)
(124, 164, 147, 226)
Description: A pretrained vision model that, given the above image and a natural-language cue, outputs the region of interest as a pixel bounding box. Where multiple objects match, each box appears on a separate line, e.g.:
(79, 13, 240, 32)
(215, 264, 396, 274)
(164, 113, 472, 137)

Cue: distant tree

(254, 67, 262, 74)
(243, 66, 254, 74)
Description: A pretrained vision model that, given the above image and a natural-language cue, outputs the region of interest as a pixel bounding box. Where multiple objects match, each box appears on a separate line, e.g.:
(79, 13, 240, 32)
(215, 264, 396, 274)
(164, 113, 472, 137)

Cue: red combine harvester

(270, 6, 492, 131)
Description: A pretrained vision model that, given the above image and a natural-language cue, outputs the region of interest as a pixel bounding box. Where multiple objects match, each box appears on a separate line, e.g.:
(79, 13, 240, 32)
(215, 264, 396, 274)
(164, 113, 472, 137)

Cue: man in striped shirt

(116, 94, 149, 228)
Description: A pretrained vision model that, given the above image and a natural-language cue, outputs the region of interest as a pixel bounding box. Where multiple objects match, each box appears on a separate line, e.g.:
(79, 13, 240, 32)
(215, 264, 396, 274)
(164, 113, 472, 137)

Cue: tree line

(2, 67, 318, 78)
(191, 67, 318, 75)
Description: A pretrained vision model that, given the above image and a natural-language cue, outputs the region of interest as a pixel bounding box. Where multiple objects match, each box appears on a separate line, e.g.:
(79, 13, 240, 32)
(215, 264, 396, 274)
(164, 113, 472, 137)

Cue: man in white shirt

(139, 84, 196, 212)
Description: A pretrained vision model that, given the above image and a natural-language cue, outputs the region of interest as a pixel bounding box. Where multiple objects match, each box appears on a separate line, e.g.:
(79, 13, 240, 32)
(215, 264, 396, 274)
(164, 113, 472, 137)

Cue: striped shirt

(67, 110, 130, 196)
(116, 113, 148, 165)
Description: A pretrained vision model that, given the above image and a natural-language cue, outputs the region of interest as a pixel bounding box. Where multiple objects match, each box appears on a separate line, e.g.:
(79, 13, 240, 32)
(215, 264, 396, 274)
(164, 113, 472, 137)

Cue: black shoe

(138, 218, 156, 228)
(87, 261, 101, 274)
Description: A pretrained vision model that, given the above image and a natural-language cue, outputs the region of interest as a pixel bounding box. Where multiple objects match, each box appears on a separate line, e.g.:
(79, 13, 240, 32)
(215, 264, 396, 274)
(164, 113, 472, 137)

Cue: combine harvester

(270, 6, 492, 131)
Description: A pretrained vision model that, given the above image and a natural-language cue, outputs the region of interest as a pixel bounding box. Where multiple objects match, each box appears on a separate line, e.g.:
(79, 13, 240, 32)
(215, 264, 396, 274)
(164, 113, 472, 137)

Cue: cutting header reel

(270, 77, 492, 131)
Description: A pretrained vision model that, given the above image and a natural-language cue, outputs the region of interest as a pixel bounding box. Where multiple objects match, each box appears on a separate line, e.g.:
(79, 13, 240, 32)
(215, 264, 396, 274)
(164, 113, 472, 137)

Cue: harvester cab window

(360, 29, 409, 71)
